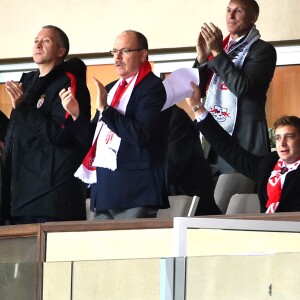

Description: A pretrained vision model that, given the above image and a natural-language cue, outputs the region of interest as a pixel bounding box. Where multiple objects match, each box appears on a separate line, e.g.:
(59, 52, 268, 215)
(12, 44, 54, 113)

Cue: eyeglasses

(110, 48, 144, 56)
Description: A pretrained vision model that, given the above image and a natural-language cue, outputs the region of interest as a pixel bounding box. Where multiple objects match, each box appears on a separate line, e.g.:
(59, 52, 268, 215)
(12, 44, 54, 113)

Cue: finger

(205, 22, 216, 35)
(208, 23, 217, 33)
(93, 78, 102, 92)
(60, 92, 69, 101)
(67, 87, 73, 96)
(95, 79, 105, 92)
(191, 81, 198, 90)
(197, 32, 206, 45)
(202, 22, 209, 30)
(66, 88, 74, 100)
(201, 26, 211, 40)
(5, 88, 15, 98)
(210, 23, 222, 37)
(10, 81, 23, 93)
(93, 77, 102, 85)
(6, 81, 17, 93)
(197, 31, 203, 42)
(190, 81, 200, 96)
(6, 80, 17, 88)
(201, 26, 209, 35)
(60, 88, 73, 101)
(191, 81, 201, 99)
(59, 88, 67, 98)
(5, 85, 18, 98)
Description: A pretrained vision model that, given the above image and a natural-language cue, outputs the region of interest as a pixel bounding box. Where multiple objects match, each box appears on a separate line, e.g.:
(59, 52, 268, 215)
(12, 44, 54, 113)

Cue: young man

(193, 0, 277, 178)
(186, 82, 300, 213)
(2, 25, 91, 224)
(73, 30, 170, 219)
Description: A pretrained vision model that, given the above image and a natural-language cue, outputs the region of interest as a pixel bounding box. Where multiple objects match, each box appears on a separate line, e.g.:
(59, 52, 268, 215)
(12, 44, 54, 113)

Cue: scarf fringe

(92, 145, 118, 171)
(74, 164, 97, 184)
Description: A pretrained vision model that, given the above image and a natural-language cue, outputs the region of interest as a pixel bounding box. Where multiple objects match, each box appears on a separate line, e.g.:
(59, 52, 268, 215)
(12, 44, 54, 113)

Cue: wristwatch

(192, 103, 203, 112)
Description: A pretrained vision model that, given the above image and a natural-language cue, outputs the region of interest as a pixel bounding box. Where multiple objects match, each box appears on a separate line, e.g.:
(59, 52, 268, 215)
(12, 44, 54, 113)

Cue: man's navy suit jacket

(90, 72, 171, 211)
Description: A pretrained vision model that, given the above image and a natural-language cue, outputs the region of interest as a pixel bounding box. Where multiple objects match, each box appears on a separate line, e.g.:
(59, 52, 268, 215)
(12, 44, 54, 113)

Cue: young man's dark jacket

(197, 113, 300, 213)
(1, 58, 91, 223)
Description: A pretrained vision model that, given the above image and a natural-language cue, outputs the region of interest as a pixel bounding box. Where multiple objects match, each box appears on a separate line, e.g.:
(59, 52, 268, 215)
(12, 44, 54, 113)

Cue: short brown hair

(274, 115, 300, 134)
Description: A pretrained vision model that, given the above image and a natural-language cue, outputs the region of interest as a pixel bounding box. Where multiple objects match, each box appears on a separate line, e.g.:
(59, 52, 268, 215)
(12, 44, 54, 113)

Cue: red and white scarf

(204, 25, 260, 135)
(74, 61, 151, 184)
(266, 158, 300, 213)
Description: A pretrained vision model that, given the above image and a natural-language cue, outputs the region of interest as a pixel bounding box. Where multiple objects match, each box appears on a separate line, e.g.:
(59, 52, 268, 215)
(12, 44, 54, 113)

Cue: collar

(229, 34, 245, 44)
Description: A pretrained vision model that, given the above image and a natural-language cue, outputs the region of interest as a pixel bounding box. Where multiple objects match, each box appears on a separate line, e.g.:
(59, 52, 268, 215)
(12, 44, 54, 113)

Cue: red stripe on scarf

(81, 137, 98, 171)
(63, 72, 77, 124)
(135, 61, 152, 86)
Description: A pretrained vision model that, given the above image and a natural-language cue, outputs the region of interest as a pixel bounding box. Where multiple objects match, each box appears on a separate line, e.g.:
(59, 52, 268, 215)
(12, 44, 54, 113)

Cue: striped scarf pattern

(204, 26, 261, 135)
(266, 158, 300, 213)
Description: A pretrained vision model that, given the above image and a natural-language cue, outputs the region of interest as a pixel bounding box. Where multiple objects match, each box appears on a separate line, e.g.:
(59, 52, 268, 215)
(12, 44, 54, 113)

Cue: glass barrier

(0, 262, 40, 300)
(2, 217, 300, 299)
(0, 237, 37, 263)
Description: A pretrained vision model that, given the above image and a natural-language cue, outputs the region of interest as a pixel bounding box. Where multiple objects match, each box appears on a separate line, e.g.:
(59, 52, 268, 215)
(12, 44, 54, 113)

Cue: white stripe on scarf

(92, 75, 137, 170)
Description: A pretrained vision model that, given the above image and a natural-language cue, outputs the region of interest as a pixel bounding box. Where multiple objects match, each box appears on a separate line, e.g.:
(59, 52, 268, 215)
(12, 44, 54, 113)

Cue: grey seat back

(226, 193, 260, 214)
(214, 173, 256, 213)
(157, 195, 199, 218)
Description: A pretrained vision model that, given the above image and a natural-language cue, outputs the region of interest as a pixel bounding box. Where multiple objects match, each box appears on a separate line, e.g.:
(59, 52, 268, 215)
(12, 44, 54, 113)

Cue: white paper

(162, 68, 200, 111)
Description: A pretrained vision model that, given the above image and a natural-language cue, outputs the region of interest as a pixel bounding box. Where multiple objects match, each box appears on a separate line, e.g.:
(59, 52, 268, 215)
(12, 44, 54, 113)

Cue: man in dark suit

(74, 30, 170, 219)
(193, 0, 276, 179)
(0, 110, 9, 224)
(167, 105, 221, 215)
(0, 110, 9, 144)
(186, 82, 300, 213)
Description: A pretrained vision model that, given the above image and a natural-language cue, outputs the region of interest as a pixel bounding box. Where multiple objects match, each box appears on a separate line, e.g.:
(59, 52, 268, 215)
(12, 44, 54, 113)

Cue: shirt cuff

(195, 110, 208, 122)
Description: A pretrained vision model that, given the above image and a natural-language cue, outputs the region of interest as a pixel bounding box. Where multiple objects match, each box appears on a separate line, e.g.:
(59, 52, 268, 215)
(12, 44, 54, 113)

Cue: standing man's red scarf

(75, 61, 151, 184)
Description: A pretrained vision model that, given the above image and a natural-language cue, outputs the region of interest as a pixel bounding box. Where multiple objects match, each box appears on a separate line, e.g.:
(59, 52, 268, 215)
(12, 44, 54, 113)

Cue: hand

(186, 82, 206, 117)
(5, 81, 24, 109)
(196, 32, 211, 64)
(59, 87, 79, 120)
(200, 22, 223, 57)
(93, 77, 108, 112)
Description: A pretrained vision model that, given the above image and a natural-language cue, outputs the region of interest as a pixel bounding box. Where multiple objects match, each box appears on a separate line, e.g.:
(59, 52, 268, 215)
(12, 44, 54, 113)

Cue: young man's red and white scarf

(74, 61, 151, 184)
(266, 158, 300, 213)
(204, 25, 260, 135)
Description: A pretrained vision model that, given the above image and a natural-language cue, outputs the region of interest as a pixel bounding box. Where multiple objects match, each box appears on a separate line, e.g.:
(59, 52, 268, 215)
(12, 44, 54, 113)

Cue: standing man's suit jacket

(195, 38, 277, 173)
(197, 114, 300, 213)
(90, 72, 170, 211)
